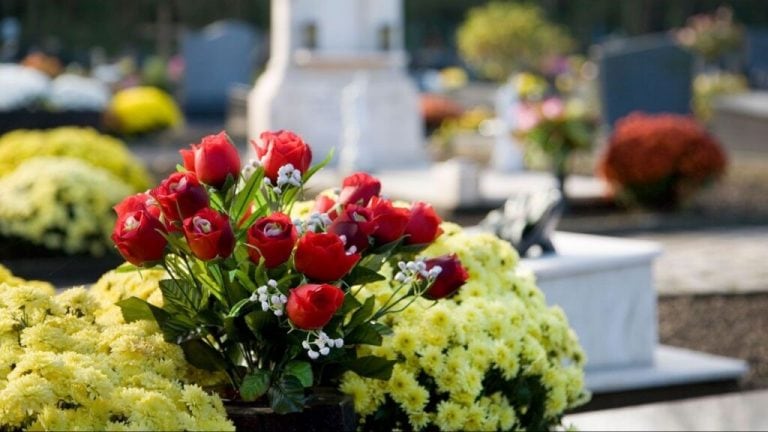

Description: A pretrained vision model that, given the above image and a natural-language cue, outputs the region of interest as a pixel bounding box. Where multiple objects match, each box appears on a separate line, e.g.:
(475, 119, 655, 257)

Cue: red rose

(111, 210, 168, 266)
(182, 208, 235, 260)
(404, 202, 443, 245)
(180, 131, 241, 188)
(286, 284, 345, 330)
(327, 205, 377, 252)
(294, 232, 360, 282)
(246, 212, 298, 268)
(422, 254, 469, 300)
(252, 130, 312, 182)
(313, 195, 338, 219)
(114, 192, 162, 220)
(338, 172, 381, 206)
(152, 172, 210, 224)
(368, 197, 410, 244)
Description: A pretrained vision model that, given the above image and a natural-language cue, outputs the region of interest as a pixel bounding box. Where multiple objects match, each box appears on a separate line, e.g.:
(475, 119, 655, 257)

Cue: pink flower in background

(541, 97, 565, 119)
(516, 103, 541, 132)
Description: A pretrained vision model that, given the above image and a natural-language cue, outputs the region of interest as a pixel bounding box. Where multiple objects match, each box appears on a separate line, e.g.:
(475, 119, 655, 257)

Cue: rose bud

(422, 254, 469, 300)
(180, 131, 241, 188)
(338, 172, 381, 206)
(404, 202, 443, 245)
(327, 205, 377, 252)
(152, 172, 210, 224)
(246, 212, 298, 268)
(182, 208, 235, 260)
(295, 232, 360, 282)
(114, 192, 162, 220)
(253, 130, 312, 182)
(286, 283, 345, 330)
(112, 210, 168, 266)
(368, 197, 410, 244)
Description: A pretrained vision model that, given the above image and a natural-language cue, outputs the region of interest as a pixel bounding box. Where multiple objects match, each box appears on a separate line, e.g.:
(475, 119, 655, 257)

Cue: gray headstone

(182, 20, 260, 117)
(595, 34, 693, 126)
(746, 28, 768, 89)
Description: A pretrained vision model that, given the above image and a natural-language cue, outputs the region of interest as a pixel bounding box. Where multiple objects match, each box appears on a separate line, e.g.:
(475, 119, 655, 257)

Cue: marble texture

(565, 389, 768, 431)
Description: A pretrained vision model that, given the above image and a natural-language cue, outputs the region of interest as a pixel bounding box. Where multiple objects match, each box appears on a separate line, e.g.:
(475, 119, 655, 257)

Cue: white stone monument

(491, 81, 525, 172)
(248, 0, 428, 170)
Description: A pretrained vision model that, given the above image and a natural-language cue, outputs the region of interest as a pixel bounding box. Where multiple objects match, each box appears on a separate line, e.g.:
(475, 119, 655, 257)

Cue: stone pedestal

(248, 0, 427, 170)
(520, 232, 747, 393)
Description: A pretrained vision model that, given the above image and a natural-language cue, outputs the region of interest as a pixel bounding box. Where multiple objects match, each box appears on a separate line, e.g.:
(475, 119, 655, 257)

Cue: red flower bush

(253, 130, 313, 182)
(598, 112, 727, 208)
(151, 172, 210, 223)
(294, 232, 360, 282)
(422, 254, 469, 300)
(182, 208, 235, 260)
(404, 202, 444, 245)
(180, 131, 241, 188)
(246, 213, 297, 268)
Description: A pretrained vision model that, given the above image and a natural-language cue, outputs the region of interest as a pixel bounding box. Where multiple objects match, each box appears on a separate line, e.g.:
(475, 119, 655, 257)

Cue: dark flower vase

(224, 390, 356, 432)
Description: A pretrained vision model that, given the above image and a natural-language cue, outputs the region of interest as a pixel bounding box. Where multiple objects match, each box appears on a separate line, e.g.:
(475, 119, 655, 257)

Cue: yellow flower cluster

(0, 127, 152, 192)
(0, 157, 132, 256)
(0, 276, 234, 431)
(340, 223, 588, 431)
(0, 264, 54, 291)
(89, 268, 167, 325)
(109, 86, 183, 135)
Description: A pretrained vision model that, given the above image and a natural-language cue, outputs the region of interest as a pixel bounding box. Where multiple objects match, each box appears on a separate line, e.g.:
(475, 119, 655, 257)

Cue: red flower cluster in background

(598, 112, 727, 207)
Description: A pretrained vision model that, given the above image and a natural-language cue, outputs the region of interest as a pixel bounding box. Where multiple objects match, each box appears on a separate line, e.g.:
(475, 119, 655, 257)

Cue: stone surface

(595, 34, 693, 125)
(711, 91, 768, 155)
(182, 20, 261, 117)
(565, 389, 768, 431)
(521, 232, 661, 370)
(629, 226, 768, 295)
(248, 0, 427, 170)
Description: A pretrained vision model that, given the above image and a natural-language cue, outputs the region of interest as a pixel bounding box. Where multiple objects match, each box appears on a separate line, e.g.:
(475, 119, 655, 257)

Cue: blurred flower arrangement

(107, 86, 183, 135)
(0, 64, 110, 112)
(419, 93, 464, 134)
(692, 72, 748, 122)
(430, 107, 493, 160)
(340, 223, 588, 431)
(457, 2, 574, 81)
(0, 157, 132, 257)
(112, 130, 464, 415)
(598, 112, 727, 209)
(0, 127, 150, 257)
(0, 127, 151, 191)
(0, 277, 234, 431)
(675, 6, 744, 63)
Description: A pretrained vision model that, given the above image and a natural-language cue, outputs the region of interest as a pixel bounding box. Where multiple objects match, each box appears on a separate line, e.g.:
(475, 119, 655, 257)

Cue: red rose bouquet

(111, 130, 467, 413)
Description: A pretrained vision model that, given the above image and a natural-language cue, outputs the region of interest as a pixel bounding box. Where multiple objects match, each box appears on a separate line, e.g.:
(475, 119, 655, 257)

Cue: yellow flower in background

(0, 127, 152, 191)
(439, 66, 469, 91)
(514, 72, 548, 100)
(0, 157, 132, 256)
(109, 86, 183, 135)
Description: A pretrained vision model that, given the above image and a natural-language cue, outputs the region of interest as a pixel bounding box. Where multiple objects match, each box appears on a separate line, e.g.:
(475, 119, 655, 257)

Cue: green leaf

(117, 297, 159, 322)
(240, 370, 271, 402)
(344, 355, 396, 380)
(227, 298, 254, 318)
(180, 338, 228, 371)
(231, 168, 265, 224)
(284, 361, 313, 388)
(268, 375, 306, 414)
(339, 294, 362, 316)
(346, 296, 375, 330)
(344, 265, 386, 286)
(371, 321, 393, 336)
(345, 322, 383, 346)
(159, 278, 205, 316)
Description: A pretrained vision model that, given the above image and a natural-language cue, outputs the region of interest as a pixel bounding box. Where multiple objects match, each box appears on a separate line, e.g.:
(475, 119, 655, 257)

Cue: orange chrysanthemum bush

(598, 112, 727, 209)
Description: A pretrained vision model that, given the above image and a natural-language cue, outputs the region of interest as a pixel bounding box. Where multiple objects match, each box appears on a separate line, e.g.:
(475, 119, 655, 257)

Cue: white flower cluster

(241, 158, 261, 181)
(249, 279, 287, 317)
(302, 330, 344, 360)
(276, 163, 302, 189)
(394, 259, 442, 284)
(293, 211, 332, 235)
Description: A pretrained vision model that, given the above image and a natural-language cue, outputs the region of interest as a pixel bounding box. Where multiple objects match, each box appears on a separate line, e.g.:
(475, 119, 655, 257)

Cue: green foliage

(457, 2, 575, 81)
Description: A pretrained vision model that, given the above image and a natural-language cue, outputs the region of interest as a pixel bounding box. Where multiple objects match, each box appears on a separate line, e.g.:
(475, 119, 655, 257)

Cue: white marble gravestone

(248, 0, 428, 170)
(491, 81, 525, 172)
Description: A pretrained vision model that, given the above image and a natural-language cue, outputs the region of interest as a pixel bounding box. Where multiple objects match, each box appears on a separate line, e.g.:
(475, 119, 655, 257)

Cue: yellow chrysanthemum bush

(0, 157, 132, 256)
(0, 279, 234, 431)
(108, 86, 183, 135)
(0, 127, 152, 192)
(340, 223, 589, 431)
